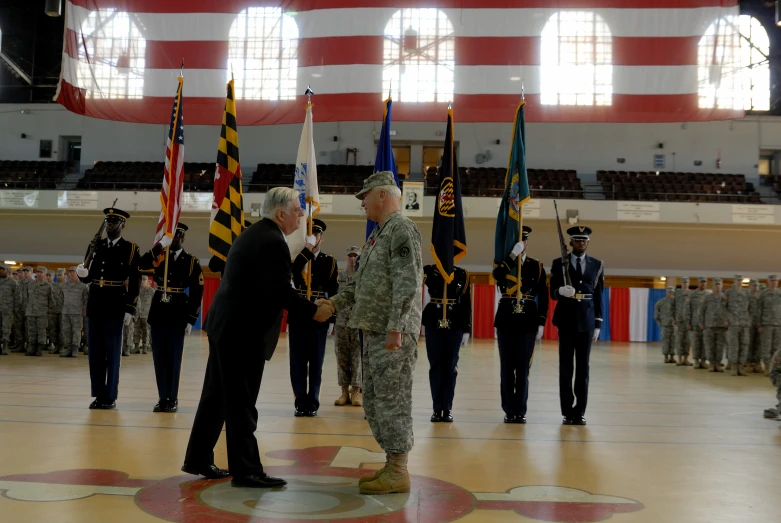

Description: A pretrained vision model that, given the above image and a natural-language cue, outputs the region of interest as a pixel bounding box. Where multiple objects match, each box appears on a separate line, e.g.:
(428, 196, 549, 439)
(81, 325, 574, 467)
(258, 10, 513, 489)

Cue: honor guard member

(654, 287, 676, 363)
(138, 223, 203, 413)
(334, 246, 363, 407)
(423, 263, 472, 423)
(60, 267, 88, 357)
(492, 225, 548, 424)
(288, 218, 339, 417)
(134, 277, 154, 354)
(0, 263, 20, 355)
(47, 269, 66, 354)
(758, 275, 781, 375)
(76, 207, 141, 410)
(550, 226, 604, 426)
(696, 278, 729, 372)
(748, 279, 762, 373)
(25, 267, 54, 356)
(673, 277, 693, 366)
(685, 277, 709, 369)
(11, 266, 32, 352)
(725, 275, 751, 376)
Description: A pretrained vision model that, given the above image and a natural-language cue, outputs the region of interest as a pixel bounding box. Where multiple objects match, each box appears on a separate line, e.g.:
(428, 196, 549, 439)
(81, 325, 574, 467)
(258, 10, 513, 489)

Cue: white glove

(559, 285, 576, 298)
(123, 313, 133, 326)
(511, 242, 525, 257)
(461, 333, 470, 346)
(159, 235, 173, 248)
(592, 328, 601, 342)
(536, 325, 544, 340)
(76, 264, 89, 278)
(306, 235, 316, 247)
(327, 324, 334, 335)
(184, 323, 193, 336)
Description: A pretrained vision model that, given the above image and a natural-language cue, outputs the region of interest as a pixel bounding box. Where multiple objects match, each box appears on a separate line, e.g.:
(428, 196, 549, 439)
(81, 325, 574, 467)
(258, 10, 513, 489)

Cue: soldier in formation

(0, 263, 20, 355)
(25, 267, 54, 357)
(46, 269, 65, 354)
(121, 308, 135, 357)
(697, 278, 730, 372)
(334, 246, 362, 407)
(61, 266, 88, 358)
(758, 274, 781, 376)
(11, 266, 32, 352)
(747, 279, 762, 373)
(725, 274, 750, 376)
(673, 277, 693, 366)
(133, 276, 154, 354)
(654, 287, 675, 363)
(685, 277, 709, 369)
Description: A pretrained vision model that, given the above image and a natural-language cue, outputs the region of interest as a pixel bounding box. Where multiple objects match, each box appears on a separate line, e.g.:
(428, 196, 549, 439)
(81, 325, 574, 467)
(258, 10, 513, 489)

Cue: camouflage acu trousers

(0, 311, 12, 343)
(727, 326, 750, 364)
(361, 330, 417, 454)
(27, 316, 47, 344)
(704, 327, 727, 363)
(748, 327, 760, 363)
(689, 329, 705, 361)
(12, 310, 25, 347)
(674, 324, 690, 356)
(760, 326, 781, 364)
(122, 317, 135, 353)
(134, 318, 150, 351)
(61, 314, 83, 348)
(660, 326, 674, 356)
(48, 313, 62, 348)
(335, 325, 361, 388)
(768, 348, 781, 410)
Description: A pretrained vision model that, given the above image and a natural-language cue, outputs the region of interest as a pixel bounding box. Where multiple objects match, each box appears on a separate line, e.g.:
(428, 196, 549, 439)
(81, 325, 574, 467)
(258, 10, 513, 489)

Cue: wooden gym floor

(0, 334, 778, 523)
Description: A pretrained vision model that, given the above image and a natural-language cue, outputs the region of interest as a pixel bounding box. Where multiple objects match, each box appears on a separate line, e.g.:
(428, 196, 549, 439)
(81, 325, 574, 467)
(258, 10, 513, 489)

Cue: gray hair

(262, 187, 300, 219)
(377, 184, 402, 199)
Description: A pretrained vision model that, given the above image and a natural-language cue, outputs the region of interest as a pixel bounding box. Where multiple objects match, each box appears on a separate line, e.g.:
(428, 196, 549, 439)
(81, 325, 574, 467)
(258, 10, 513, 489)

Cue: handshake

(313, 298, 335, 322)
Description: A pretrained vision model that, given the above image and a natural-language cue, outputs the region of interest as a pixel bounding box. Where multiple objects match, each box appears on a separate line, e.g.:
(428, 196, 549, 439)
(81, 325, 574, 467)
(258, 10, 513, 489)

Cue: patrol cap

(680, 276, 690, 282)
(760, 283, 768, 290)
(749, 279, 758, 286)
(734, 274, 743, 281)
(68, 266, 78, 271)
(567, 226, 591, 240)
(355, 171, 397, 200)
(57, 268, 66, 275)
(104, 207, 130, 221)
(21, 266, 31, 272)
(175, 222, 188, 233)
(713, 277, 723, 284)
(0, 263, 8, 270)
(47, 270, 54, 276)
(312, 218, 326, 234)
(666, 286, 675, 291)
(522, 225, 532, 241)
(36, 266, 47, 273)
(769, 274, 778, 281)
(698, 277, 708, 283)
(346, 246, 361, 256)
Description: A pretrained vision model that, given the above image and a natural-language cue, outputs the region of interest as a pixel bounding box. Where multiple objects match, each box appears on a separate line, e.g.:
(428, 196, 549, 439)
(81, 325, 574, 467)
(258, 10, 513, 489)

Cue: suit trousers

(184, 337, 266, 477)
(496, 328, 536, 417)
(151, 324, 186, 400)
(288, 323, 329, 411)
(558, 329, 593, 418)
(87, 317, 124, 400)
(424, 327, 463, 412)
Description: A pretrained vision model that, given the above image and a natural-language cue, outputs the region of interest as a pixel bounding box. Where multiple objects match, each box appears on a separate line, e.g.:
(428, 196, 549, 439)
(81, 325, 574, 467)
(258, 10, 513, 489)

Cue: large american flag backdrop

(57, 0, 744, 125)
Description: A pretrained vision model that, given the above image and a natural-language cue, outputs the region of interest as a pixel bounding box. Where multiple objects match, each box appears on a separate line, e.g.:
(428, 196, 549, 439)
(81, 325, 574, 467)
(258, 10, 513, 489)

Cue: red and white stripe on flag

(154, 77, 185, 245)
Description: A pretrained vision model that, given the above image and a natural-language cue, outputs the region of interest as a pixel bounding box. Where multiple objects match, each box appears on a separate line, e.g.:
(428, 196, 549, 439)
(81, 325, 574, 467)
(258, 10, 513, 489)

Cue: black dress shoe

(430, 411, 443, 422)
(231, 474, 287, 488)
(294, 408, 307, 417)
(89, 399, 101, 410)
(100, 400, 116, 410)
(562, 417, 574, 425)
(305, 410, 317, 417)
(181, 463, 230, 479)
(504, 414, 516, 423)
(572, 416, 587, 425)
(164, 399, 178, 413)
(513, 416, 527, 424)
(153, 400, 165, 412)
(442, 410, 454, 422)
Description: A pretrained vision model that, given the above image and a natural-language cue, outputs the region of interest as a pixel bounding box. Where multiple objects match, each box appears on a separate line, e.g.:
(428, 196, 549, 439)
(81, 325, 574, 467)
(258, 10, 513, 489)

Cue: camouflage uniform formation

(12, 267, 33, 351)
(25, 268, 54, 356)
(758, 275, 781, 372)
(47, 270, 65, 354)
(133, 283, 154, 353)
(673, 278, 691, 361)
(685, 278, 708, 368)
(0, 265, 20, 355)
(725, 276, 750, 376)
(696, 279, 730, 372)
(60, 268, 88, 358)
(654, 288, 675, 361)
(334, 255, 362, 405)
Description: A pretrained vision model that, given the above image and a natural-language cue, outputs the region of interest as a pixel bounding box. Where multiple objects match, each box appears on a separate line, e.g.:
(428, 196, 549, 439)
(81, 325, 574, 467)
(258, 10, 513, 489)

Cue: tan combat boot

(731, 362, 739, 376)
(736, 363, 747, 376)
(679, 355, 693, 366)
(350, 387, 362, 407)
(358, 453, 389, 485)
(696, 359, 707, 369)
(334, 386, 350, 406)
(360, 453, 410, 495)
(725, 362, 732, 371)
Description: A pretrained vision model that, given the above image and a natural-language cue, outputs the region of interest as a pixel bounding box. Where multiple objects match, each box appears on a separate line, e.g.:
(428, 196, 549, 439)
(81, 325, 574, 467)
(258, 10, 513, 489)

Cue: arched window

(540, 11, 612, 106)
(698, 15, 769, 111)
(383, 9, 454, 103)
(76, 10, 146, 99)
(229, 7, 298, 101)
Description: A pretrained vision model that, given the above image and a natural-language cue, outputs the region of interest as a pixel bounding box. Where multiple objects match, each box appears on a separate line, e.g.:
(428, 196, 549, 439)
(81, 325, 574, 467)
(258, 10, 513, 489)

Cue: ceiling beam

(0, 51, 32, 85)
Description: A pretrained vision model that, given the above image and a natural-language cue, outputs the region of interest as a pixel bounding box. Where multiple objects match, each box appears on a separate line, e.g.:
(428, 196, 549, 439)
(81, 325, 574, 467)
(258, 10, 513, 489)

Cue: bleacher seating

(76, 161, 216, 191)
(769, 175, 781, 198)
(425, 167, 584, 199)
(248, 163, 375, 194)
(597, 170, 760, 203)
(0, 160, 74, 189)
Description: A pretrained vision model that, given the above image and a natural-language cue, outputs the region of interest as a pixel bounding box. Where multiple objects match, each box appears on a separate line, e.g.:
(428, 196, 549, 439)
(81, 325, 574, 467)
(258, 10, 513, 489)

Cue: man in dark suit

(138, 223, 203, 413)
(549, 226, 604, 426)
(182, 187, 333, 488)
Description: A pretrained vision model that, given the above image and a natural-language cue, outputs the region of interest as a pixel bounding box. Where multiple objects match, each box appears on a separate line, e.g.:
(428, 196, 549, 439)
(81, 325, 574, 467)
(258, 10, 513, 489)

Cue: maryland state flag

(494, 102, 530, 293)
(208, 80, 245, 263)
(431, 107, 467, 283)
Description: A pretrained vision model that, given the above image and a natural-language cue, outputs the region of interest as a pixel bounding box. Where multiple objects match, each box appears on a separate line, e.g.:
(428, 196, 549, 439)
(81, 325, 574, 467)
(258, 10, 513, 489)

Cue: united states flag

(154, 77, 185, 245)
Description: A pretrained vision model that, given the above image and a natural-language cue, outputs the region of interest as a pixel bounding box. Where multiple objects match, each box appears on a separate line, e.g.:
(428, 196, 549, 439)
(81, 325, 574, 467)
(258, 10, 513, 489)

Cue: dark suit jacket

(549, 254, 604, 333)
(204, 218, 318, 360)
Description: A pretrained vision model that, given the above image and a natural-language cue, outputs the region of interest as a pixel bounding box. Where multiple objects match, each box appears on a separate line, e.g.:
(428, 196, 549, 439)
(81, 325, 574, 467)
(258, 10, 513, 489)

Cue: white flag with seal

(286, 103, 320, 257)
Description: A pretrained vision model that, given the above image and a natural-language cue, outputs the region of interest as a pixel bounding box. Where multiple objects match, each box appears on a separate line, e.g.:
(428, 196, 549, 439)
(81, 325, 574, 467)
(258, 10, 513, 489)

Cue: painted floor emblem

(0, 446, 643, 522)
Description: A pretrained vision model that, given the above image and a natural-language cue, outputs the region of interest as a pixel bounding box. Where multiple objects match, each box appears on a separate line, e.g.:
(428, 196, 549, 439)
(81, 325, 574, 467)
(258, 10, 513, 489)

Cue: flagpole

(162, 61, 184, 304)
(441, 103, 454, 328)
(515, 86, 525, 314)
(305, 86, 314, 301)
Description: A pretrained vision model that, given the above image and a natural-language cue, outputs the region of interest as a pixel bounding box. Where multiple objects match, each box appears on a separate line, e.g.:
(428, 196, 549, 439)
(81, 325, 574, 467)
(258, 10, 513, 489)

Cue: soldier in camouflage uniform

(758, 275, 781, 375)
(725, 274, 750, 376)
(327, 172, 423, 496)
(763, 345, 781, 420)
(696, 278, 730, 372)
(25, 267, 54, 357)
(121, 310, 135, 357)
(685, 277, 709, 369)
(0, 264, 20, 355)
(133, 276, 154, 354)
(61, 267, 88, 357)
(11, 266, 33, 352)
(654, 287, 676, 363)
(334, 246, 362, 407)
(747, 279, 762, 373)
(47, 269, 66, 354)
(673, 277, 693, 366)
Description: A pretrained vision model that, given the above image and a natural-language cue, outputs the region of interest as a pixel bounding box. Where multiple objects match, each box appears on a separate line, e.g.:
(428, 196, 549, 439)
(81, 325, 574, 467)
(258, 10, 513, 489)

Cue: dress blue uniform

(549, 226, 604, 424)
(138, 223, 203, 412)
(80, 208, 140, 408)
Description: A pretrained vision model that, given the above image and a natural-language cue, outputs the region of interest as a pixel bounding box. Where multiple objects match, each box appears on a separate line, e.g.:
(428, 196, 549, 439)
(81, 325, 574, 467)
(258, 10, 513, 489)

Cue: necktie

(576, 257, 582, 277)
